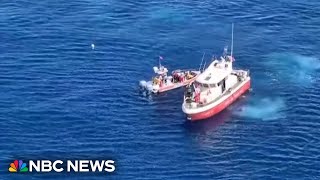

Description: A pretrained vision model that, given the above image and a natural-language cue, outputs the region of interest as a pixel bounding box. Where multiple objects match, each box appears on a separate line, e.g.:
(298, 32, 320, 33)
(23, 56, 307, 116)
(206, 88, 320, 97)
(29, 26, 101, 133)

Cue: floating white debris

(91, 43, 95, 50)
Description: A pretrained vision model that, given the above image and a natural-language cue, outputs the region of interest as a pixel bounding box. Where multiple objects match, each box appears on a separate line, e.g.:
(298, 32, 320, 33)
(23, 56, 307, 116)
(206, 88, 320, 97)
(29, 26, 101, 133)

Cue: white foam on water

(139, 80, 147, 87)
(233, 97, 286, 121)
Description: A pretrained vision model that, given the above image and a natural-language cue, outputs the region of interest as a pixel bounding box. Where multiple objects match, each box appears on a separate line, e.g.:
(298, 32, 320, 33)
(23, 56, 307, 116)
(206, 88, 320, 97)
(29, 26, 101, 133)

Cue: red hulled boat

(182, 24, 251, 121)
(139, 59, 200, 94)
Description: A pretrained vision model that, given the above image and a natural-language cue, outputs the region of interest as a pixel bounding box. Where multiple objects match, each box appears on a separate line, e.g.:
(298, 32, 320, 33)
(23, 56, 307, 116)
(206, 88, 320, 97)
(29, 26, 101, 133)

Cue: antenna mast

(199, 52, 205, 71)
(202, 61, 207, 72)
(231, 23, 234, 57)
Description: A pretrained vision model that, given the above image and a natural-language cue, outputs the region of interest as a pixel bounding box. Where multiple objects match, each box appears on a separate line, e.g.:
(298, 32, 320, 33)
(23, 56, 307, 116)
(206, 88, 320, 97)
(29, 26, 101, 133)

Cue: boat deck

(185, 78, 247, 109)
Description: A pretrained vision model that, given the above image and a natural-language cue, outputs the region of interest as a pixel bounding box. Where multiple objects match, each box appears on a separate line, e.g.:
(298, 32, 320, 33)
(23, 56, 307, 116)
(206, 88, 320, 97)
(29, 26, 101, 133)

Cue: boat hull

(184, 79, 251, 121)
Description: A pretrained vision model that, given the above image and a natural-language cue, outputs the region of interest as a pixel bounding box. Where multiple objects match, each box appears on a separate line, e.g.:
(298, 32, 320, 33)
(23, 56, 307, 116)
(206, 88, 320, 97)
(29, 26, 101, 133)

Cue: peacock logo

(9, 160, 28, 172)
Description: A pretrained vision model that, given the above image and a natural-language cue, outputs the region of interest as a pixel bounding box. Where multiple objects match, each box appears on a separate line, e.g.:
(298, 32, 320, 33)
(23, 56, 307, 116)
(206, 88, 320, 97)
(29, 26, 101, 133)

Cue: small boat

(182, 24, 251, 121)
(139, 63, 200, 94)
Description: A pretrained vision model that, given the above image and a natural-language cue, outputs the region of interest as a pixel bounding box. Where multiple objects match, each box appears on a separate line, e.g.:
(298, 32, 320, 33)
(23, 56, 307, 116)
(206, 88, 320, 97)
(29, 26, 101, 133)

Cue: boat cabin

(185, 57, 238, 105)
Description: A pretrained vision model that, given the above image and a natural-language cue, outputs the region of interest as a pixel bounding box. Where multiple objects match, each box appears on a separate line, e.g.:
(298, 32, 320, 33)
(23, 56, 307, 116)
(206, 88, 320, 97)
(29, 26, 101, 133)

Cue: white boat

(182, 24, 251, 121)
(139, 64, 200, 94)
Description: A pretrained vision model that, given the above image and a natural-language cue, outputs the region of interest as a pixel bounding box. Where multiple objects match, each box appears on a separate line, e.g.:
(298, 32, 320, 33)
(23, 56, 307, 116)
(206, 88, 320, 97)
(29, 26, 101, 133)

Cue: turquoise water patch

(233, 97, 286, 121)
(147, 6, 190, 23)
(263, 53, 320, 86)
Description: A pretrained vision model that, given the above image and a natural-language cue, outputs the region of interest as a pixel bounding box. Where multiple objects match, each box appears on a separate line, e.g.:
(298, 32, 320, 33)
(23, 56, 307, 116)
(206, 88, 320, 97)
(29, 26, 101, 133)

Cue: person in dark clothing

(185, 84, 193, 103)
(186, 85, 192, 96)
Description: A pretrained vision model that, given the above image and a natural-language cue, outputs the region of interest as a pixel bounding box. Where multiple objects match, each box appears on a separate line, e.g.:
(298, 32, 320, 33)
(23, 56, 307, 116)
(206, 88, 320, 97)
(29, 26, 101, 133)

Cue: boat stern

(182, 102, 204, 121)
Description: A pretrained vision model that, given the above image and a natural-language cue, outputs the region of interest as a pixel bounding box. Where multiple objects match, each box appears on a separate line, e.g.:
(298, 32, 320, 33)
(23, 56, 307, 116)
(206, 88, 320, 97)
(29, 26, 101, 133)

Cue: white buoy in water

(91, 43, 95, 50)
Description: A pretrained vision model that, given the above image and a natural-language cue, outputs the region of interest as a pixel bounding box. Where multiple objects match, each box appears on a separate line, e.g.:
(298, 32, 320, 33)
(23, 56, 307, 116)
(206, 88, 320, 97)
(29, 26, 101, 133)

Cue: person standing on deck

(194, 85, 201, 103)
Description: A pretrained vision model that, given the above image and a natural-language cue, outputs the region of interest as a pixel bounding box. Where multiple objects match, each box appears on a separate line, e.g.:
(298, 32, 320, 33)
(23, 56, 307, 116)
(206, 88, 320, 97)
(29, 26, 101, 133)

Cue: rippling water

(0, 0, 320, 179)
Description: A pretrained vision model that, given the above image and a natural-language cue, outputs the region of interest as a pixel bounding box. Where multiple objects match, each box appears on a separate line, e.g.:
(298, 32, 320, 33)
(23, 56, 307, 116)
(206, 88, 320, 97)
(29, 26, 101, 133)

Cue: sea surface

(0, 0, 320, 179)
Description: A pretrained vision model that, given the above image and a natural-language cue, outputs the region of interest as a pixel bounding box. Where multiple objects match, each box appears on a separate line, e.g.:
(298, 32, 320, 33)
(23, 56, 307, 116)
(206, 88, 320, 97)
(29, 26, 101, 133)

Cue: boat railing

(184, 92, 225, 109)
(172, 69, 200, 73)
(233, 68, 250, 77)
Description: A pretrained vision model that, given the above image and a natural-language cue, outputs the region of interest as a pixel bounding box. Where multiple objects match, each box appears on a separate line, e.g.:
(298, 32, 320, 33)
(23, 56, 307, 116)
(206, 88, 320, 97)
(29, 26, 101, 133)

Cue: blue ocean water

(0, 0, 320, 179)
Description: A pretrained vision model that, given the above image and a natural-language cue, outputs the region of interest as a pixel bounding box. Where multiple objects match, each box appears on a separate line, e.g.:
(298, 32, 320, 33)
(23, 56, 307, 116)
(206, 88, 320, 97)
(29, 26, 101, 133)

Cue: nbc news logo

(9, 160, 28, 172)
(9, 159, 115, 173)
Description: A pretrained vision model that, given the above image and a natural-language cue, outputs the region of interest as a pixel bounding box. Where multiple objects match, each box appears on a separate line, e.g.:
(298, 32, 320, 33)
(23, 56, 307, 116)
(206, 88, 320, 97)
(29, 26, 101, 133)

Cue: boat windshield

(194, 82, 209, 92)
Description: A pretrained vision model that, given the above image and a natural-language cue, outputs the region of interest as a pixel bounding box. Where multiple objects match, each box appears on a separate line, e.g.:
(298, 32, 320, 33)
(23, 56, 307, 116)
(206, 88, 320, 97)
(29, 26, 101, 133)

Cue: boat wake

(139, 80, 154, 95)
(233, 97, 286, 121)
